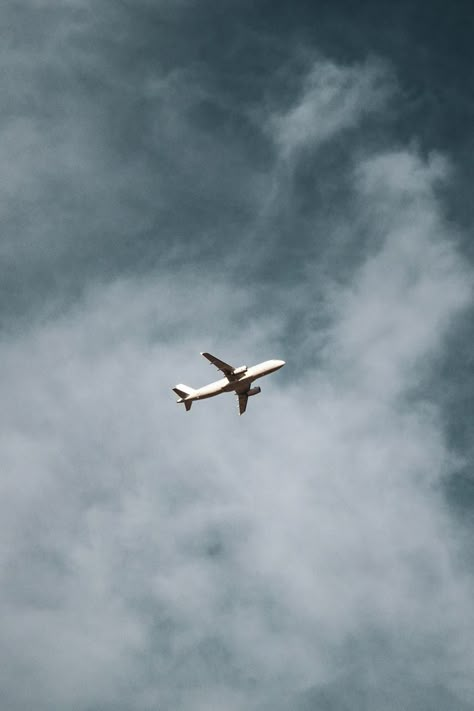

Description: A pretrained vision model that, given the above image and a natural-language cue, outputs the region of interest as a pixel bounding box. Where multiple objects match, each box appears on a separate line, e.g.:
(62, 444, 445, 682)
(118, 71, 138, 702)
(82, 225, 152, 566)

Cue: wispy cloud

(267, 58, 394, 158)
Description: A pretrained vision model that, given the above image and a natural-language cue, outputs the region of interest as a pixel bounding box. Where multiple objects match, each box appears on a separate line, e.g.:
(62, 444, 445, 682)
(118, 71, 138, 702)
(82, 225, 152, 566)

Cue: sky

(1, 1, 473, 710)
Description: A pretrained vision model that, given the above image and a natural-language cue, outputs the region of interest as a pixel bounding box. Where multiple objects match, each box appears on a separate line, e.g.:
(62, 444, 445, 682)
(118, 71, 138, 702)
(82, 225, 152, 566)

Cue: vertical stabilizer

(172, 384, 195, 411)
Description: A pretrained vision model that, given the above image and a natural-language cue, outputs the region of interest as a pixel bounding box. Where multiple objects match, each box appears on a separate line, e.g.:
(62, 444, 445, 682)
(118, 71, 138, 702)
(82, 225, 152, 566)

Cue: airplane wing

(201, 352, 235, 377)
(237, 392, 248, 415)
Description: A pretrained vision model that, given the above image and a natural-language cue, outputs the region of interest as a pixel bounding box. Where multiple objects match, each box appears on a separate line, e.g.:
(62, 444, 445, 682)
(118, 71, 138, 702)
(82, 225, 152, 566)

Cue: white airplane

(173, 352, 285, 415)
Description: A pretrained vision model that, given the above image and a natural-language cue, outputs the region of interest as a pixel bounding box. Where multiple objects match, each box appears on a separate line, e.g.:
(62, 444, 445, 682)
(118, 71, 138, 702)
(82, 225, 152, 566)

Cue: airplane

(172, 352, 285, 415)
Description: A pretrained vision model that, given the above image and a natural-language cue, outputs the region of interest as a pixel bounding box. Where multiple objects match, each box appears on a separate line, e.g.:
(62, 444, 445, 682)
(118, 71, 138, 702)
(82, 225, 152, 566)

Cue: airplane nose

(276, 359, 285, 368)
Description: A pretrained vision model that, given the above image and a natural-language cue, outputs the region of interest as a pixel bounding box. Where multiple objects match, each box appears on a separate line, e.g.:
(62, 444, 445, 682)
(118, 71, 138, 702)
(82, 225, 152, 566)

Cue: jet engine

(247, 386, 261, 396)
(232, 365, 247, 375)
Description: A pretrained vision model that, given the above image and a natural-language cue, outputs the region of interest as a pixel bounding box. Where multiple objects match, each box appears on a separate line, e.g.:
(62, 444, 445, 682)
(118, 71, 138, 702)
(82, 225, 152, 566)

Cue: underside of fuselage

(193, 375, 255, 400)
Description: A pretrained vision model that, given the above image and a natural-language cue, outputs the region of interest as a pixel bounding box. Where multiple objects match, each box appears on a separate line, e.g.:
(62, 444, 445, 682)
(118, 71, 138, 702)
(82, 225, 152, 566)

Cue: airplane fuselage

(190, 359, 285, 401)
(173, 353, 285, 414)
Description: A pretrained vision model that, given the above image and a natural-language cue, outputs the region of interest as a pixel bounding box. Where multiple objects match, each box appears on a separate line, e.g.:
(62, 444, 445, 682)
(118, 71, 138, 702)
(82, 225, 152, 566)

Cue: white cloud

(329, 149, 472, 398)
(267, 58, 393, 158)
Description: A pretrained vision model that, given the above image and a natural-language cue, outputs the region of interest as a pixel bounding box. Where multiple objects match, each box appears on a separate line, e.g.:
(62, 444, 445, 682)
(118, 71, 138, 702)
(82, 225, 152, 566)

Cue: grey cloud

(0, 0, 264, 323)
(242, 57, 400, 289)
(2, 143, 473, 709)
(267, 58, 393, 157)
(329, 150, 471, 396)
(1, 4, 474, 709)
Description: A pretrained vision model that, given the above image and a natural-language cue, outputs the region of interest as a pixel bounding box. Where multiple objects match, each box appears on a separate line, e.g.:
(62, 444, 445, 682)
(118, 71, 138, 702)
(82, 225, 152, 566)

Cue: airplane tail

(173, 384, 195, 411)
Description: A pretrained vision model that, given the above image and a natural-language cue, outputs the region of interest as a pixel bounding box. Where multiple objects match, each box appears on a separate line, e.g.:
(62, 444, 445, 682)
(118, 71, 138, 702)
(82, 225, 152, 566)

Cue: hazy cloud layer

(1, 2, 473, 710)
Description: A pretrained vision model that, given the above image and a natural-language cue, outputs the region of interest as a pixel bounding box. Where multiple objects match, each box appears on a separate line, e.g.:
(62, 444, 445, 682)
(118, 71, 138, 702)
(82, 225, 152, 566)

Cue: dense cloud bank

(1, 2, 473, 710)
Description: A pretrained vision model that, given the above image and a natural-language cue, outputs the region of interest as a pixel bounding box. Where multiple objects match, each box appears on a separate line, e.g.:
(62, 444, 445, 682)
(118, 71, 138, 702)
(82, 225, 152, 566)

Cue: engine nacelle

(247, 386, 261, 397)
(232, 365, 247, 376)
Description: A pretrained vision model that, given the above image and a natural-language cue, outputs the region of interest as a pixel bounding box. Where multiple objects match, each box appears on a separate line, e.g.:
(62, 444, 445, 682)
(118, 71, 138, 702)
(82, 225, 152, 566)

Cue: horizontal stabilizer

(173, 384, 195, 400)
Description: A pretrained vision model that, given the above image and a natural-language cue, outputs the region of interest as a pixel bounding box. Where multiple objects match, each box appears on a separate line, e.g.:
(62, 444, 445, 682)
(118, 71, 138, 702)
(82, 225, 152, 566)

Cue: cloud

(1, 139, 473, 710)
(0, 0, 264, 324)
(329, 150, 471, 397)
(1, 5, 473, 708)
(267, 58, 393, 158)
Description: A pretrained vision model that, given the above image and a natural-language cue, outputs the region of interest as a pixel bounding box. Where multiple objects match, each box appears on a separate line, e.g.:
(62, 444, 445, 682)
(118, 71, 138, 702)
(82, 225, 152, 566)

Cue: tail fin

(173, 384, 195, 411)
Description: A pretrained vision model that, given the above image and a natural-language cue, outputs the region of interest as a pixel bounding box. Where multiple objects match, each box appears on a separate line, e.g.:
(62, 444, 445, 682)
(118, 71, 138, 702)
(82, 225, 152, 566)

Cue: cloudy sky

(1, 1, 473, 709)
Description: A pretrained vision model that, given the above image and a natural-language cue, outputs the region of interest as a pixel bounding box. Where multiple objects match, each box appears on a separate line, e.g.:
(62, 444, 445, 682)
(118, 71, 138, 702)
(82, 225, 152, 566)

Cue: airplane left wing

(237, 392, 248, 415)
(201, 352, 235, 377)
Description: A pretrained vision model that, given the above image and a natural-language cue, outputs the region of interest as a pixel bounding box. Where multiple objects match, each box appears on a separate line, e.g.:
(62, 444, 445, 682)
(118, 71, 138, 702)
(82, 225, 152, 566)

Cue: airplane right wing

(201, 352, 236, 377)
